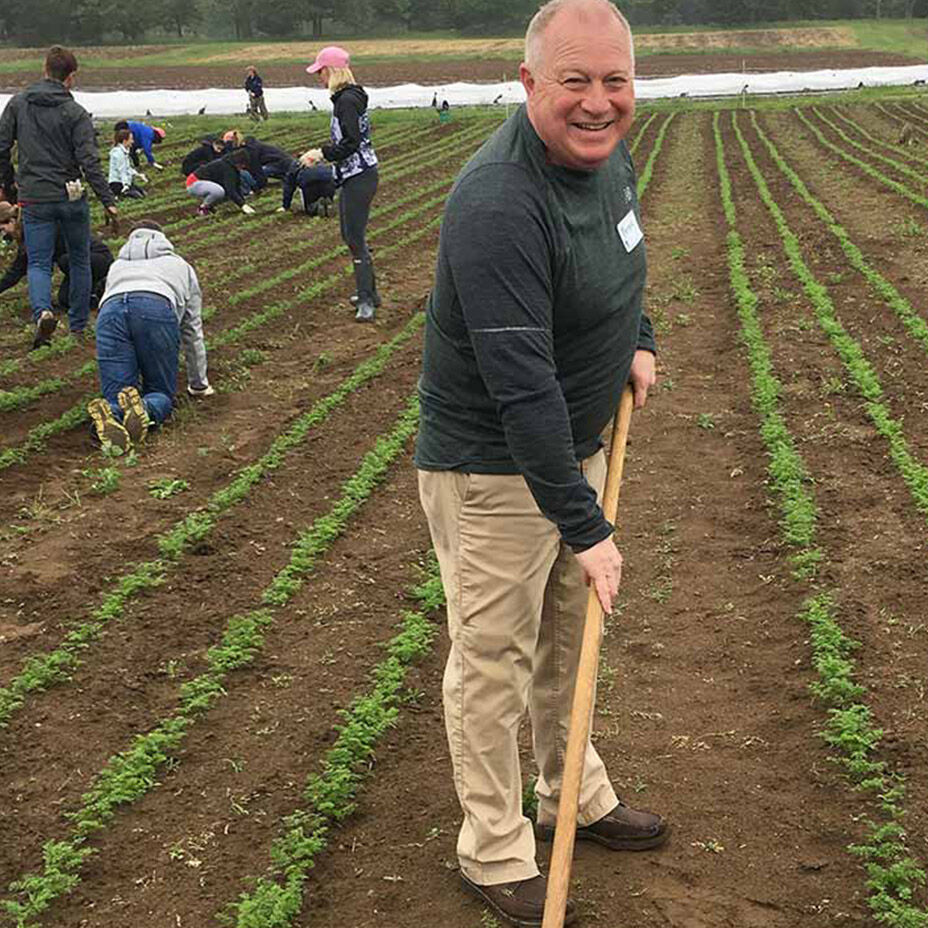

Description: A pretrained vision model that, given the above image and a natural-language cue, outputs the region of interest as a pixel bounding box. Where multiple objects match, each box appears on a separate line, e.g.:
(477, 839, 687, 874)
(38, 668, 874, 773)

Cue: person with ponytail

(302, 46, 380, 322)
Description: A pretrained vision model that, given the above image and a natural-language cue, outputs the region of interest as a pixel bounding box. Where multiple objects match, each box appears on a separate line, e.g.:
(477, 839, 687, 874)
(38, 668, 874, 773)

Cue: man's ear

(519, 62, 535, 99)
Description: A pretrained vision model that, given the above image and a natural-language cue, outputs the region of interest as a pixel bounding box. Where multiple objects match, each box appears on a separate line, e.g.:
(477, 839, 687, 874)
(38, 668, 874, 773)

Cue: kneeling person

(186, 148, 255, 216)
(278, 159, 335, 216)
(88, 221, 210, 452)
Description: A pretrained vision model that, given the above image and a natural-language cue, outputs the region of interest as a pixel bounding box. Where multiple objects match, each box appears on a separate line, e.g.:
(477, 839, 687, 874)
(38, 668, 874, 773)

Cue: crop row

(715, 110, 928, 927)
(1, 396, 423, 927)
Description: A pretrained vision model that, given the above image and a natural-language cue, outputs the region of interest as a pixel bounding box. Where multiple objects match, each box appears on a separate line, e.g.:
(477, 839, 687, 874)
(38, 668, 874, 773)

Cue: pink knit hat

(306, 46, 350, 74)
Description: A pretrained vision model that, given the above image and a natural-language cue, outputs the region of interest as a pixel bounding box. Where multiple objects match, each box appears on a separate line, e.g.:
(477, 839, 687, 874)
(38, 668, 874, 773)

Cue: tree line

(0, 0, 925, 46)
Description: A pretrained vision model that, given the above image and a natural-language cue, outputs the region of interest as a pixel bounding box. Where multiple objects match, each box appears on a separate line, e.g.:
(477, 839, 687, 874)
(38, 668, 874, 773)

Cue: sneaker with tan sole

(32, 310, 58, 351)
(461, 873, 576, 928)
(87, 398, 131, 453)
(535, 799, 671, 851)
(117, 386, 150, 446)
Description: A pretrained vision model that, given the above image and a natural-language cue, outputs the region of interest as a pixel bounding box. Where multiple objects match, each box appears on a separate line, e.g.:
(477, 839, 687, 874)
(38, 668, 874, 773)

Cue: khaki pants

(418, 450, 617, 886)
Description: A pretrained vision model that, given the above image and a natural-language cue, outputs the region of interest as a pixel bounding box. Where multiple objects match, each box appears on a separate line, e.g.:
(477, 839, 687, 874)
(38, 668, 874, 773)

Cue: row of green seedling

(751, 112, 928, 362)
(810, 107, 928, 188)
(224, 556, 443, 928)
(0, 204, 450, 706)
(0, 314, 424, 728)
(736, 112, 928, 521)
(716, 110, 928, 928)
(827, 107, 928, 171)
(794, 108, 928, 212)
(0, 397, 422, 928)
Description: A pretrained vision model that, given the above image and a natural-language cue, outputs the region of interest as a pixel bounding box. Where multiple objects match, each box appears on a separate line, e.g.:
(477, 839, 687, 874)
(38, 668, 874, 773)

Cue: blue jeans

(22, 199, 92, 331)
(240, 170, 256, 196)
(96, 292, 180, 424)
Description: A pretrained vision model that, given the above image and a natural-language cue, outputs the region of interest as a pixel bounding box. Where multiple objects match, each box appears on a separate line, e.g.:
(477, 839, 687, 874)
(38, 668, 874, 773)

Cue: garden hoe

(542, 385, 635, 928)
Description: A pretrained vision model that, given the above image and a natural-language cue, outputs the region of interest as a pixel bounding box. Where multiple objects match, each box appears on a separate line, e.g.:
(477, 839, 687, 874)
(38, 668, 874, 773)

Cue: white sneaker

(187, 383, 215, 397)
(295, 187, 305, 212)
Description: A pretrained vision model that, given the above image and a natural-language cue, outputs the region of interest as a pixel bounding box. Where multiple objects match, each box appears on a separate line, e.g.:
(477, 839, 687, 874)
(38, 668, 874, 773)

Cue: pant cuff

(536, 783, 618, 829)
(460, 859, 540, 887)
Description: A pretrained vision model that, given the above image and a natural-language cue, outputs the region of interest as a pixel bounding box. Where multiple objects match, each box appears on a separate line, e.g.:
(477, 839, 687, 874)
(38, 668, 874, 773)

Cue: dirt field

(2, 95, 928, 927)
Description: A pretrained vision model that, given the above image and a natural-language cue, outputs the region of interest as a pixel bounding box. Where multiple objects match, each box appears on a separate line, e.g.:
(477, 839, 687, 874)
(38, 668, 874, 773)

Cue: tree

(161, 0, 203, 37)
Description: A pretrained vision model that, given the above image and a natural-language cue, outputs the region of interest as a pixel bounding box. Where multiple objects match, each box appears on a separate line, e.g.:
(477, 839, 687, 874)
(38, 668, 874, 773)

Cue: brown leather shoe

(461, 872, 577, 927)
(535, 799, 671, 851)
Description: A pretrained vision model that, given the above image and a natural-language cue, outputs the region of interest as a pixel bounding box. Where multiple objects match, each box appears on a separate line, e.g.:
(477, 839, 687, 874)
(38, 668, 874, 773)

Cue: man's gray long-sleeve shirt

(415, 105, 655, 552)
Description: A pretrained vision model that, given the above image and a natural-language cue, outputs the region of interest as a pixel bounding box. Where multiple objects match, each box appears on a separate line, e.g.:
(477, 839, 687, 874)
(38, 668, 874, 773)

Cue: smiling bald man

(415, 2, 668, 925)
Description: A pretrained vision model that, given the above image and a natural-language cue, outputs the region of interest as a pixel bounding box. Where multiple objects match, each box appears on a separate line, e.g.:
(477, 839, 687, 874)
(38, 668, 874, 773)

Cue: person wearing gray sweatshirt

(87, 222, 210, 451)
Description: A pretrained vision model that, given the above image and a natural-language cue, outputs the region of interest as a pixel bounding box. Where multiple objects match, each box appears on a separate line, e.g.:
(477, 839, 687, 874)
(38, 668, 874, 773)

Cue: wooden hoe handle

(541, 385, 635, 928)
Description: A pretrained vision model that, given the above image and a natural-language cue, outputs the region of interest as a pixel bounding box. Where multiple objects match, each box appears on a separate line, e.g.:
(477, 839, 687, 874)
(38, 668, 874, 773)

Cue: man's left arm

(629, 312, 657, 409)
(0, 100, 18, 199)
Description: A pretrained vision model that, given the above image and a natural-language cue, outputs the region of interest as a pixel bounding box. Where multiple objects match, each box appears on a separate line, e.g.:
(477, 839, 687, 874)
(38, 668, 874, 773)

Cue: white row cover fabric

(1, 64, 927, 118)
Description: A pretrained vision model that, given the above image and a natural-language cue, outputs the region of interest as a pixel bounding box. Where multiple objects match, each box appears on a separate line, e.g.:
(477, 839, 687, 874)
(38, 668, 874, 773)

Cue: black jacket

(0, 79, 114, 206)
(245, 73, 264, 96)
(181, 137, 221, 177)
(192, 158, 245, 207)
(322, 85, 378, 184)
(245, 137, 292, 174)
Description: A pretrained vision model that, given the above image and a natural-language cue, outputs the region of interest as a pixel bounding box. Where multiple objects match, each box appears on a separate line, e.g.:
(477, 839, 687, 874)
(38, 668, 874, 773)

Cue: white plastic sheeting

(1, 64, 927, 118)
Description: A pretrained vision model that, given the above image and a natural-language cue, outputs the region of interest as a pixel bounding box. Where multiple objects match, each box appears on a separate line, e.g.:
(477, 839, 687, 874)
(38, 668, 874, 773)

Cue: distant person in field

(0, 45, 118, 349)
(114, 120, 166, 171)
(245, 65, 269, 121)
(185, 147, 256, 216)
(276, 158, 336, 216)
(88, 221, 211, 453)
(0, 201, 113, 326)
(415, 2, 663, 926)
(302, 46, 380, 322)
(180, 134, 226, 176)
(108, 128, 147, 199)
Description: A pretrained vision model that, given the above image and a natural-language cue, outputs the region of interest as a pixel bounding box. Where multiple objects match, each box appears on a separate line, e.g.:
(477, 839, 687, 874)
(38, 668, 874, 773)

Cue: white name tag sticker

(616, 209, 643, 253)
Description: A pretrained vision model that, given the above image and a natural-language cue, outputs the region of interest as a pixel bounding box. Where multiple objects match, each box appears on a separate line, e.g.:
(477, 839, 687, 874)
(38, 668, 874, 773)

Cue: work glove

(138, 173, 148, 184)
(241, 203, 256, 215)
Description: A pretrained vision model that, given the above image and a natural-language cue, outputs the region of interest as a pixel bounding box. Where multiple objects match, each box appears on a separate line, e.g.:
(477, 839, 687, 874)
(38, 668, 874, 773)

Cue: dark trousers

(22, 199, 92, 331)
(96, 292, 180, 424)
(109, 180, 144, 200)
(338, 167, 378, 261)
(58, 251, 113, 313)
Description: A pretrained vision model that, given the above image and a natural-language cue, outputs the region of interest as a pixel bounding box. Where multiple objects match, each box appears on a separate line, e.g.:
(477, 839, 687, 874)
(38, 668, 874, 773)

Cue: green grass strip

(222, 556, 444, 928)
(827, 107, 928, 171)
(719, 111, 928, 927)
(0, 316, 423, 727)
(795, 107, 928, 212)
(751, 112, 928, 360)
(0, 398, 421, 928)
(811, 107, 928, 187)
(712, 113, 820, 575)
(637, 112, 675, 199)
(629, 112, 657, 156)
(737, 112, 928, 521)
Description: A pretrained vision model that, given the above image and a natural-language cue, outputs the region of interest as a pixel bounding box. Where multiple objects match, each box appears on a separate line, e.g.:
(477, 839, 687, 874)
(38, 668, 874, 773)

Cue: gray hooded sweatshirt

(101, 228, 208, 389)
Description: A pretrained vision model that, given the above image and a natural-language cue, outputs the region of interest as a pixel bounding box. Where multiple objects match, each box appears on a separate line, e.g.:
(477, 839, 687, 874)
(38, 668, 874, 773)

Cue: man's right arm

(180, 265, 208, 388)
(444, 166, 613, 554)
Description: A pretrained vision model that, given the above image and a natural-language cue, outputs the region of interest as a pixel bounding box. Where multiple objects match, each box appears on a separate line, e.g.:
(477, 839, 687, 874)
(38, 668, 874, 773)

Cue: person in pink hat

(302, 46, 380, 322)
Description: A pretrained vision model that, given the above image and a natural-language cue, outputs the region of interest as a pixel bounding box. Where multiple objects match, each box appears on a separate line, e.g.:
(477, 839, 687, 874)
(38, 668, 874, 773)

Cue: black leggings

(338, 168, 378, 261)
(58, 251, 112, 310)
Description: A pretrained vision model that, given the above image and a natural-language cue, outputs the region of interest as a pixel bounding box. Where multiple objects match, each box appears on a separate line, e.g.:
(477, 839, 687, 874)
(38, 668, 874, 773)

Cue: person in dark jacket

(304, 46, 380, 322)
(0, 201, 113, 315)
(0, 45, 118, 349)
(276, 159, 335, 216)
(223, 129, 265, 193)
(114, 120, 165, 171)
(245, 136, 293, 180)
(180, 135, 226, 177)
(245, 66, 269, 122)
(186, 148, 256, 216)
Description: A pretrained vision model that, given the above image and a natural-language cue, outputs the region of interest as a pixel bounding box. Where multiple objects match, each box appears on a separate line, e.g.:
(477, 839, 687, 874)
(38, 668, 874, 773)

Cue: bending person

(114, 120, 165, 170)
(88, 221, 210, 453)
(303, 46, 379, 322)
(108, 128, 147, 199)
(185, 148, 255, 216)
